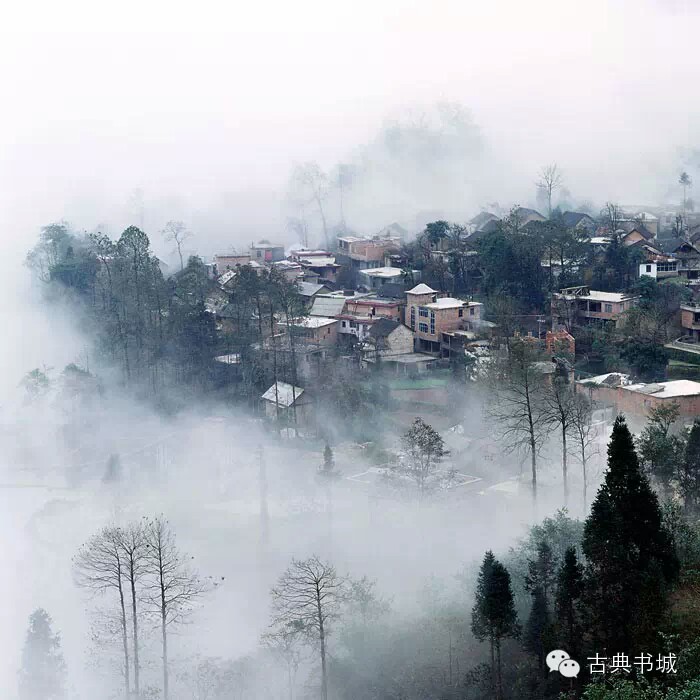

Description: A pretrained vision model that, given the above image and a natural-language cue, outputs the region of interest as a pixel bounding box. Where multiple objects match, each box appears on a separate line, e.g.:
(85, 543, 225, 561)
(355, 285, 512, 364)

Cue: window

(410, 307, 415, 329)
(589, 302, 601, 312)
(458, 308, 463, 317)
(469, 307, 475, 316)
(350, 321, 357, 328)
(419, 322, 429, 333)
(256, 250, 262, 258)
(430, 311, 435, 335)
(419, 307, 429, 317)
(657, 261, 677, 272)
(604, 303, 613, 313)
(646, 264, 652, 273)
(341, 321, 346, 328)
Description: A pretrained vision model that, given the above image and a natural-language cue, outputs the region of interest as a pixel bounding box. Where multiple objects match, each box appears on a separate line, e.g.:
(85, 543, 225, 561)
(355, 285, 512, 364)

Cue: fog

(0, 1, 696, 697)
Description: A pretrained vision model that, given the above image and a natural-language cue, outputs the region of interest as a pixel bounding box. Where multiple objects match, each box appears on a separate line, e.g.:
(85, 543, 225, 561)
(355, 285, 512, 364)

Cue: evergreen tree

(582, 416, 679, 652)
(18, 609, 66, 700)
(523, 542, 557, 672)
(554, 547, 584, 656)
(679, 420, 700, 515)
(472, 551, 519, 700)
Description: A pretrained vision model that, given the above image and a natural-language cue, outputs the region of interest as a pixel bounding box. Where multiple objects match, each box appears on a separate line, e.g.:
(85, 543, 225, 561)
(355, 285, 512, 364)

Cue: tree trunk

(489, 636, 495, 699)
(130, 567, 140, 696)
(317, 590, 328, 700)
(495, 638, 503, 700)
(562, 425, 568, 507)
(117, 575, 131, 700)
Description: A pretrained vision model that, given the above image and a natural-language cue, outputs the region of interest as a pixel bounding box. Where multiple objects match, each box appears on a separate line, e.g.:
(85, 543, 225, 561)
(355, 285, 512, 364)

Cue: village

(205, 200, 700, 453)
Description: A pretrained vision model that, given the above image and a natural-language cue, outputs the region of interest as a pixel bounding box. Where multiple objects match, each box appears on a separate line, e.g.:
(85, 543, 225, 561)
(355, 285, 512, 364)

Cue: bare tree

(117, 522, 148, 696)
(599, 201, 624, 236)
(487, 340, 548, 507)
(541, 376, 576, 506)
(269, 556, 347, 700)
(73, 527, 131, 700)
(569, 392, 598, 513)
(290, 163, 330, 249)
(143, 516, 205, 700)
(536, 164, 564, 217)
(161, 220, 191, 271)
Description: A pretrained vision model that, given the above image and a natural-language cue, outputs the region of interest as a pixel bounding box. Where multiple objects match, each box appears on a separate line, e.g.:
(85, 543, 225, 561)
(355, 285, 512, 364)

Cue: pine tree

(582, 416, 679, 652)
(555, 547, 584, 656)
(472, 551, 519, 700)
(18, 609, 66, 700)
(523, 542, 557, 672)
(679, 421, 700, 515)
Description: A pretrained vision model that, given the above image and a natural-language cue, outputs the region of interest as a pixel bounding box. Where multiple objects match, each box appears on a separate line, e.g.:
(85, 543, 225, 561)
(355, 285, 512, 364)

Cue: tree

(117, 522, 148, 697)
(554, 547, 584, 656)
(536, 164, 564, 217)
(162, 220, 191, 271)
(143, 516, 205, 700)
(636, 402, 684, 500)
(269, 556, 346, 700)
(73, 527, 132, 700)
(398, 417, 449, 496)
(679, 420, 700, 515)
(541, 376, 576, 506)
(582, 416, 679, 652)
(487, 340, 548, 506)
(471, 551, 519, 700)
(261, 622, 305, 700)
(680, 171, 693, 220)
(523, 541, 556, 673)
(290, 162, 330, 249)
(18, 609, 66, 700)
(569, 392, 598, 512)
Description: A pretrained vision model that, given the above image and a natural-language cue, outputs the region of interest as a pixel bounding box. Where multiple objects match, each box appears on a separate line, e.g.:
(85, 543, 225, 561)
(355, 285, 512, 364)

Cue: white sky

(1, 0, 699, 248)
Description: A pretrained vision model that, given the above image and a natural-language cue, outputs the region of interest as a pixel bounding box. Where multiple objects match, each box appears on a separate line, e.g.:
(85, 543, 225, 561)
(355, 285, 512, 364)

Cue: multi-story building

(681, 302, 700, 342)
(405, 284, 483, 353)
(552, 286, 638, 331)
(336, 235, 400, 270)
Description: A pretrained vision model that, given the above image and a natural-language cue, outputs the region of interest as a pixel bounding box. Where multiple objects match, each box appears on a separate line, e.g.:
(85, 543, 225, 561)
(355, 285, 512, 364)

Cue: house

(261, 381, 313, 427)
(336, 235, 401, 269)
(250, 241, 285, 263)
(363, 318, 415, 363)
(561, 211, 597, 233)
(291, 249, 341, 282)
(514, 207, 547, 228)
(620, 221, 655, 246)
(545, 329, 576, 356)
(552, 286, 639, 330)
(287, 316, 339, 346)
(680, 302, 700, 342)
(358, 266, 406, 290)
(334, 296, 405, 342)
(673, 241, 700, 283)
(469, 211, 499, 232)
(577, 372, 700, 428)
(405, 283, 484, 353)
(214, 253, 251, 272)
(273, 260, 304, 282)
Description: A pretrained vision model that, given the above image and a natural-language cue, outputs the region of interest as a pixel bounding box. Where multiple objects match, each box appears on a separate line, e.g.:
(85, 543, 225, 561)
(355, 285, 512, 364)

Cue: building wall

(380, 326, 415, 357)
(215, 254, 250, 270)
(577, 383, 700, 425)
(346, 300, 402, 321)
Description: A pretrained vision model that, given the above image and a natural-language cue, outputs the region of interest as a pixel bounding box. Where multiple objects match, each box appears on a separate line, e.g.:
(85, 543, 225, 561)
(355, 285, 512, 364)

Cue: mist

(1, 1, 699, 698)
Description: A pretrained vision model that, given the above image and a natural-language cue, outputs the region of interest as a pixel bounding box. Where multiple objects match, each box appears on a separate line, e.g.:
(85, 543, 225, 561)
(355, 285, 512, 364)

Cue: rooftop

(556, 287, 636, 303)
(298, 256, 337, 267)
(407, 283, 437, 295)
(359, 266, 404, 278)
(261, 382, 305, 407)
(310, 296, 347, 317)
(579, 373, 700, 398)
(424, 297, 467, 310)
(298, 281, 328, 297)
(292, 316, 338, 329)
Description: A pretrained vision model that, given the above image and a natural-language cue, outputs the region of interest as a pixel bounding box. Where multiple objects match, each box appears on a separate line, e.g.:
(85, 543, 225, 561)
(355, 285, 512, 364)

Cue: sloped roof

(368, 318, 401, 339)
(298, 282, 328, 297)
(620, 221, 654, 239)
(262, 382, 305, 407)
(470, 211, 498, 229)
(310, 296, 347, 317)
(407, 283, 437, 295)
(562, 211, 595, 228)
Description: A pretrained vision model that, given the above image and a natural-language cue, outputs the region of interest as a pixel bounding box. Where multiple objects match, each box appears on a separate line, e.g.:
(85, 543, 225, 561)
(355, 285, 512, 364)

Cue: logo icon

(547, 650, 580, 678)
